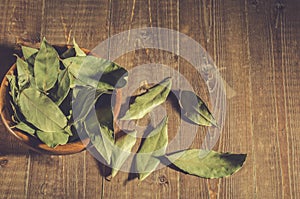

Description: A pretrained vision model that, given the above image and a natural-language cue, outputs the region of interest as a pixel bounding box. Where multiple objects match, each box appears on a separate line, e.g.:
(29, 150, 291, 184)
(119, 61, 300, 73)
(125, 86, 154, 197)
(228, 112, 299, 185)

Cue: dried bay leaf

(84, 110, 114, 164)
(16, 56, 31, 90)
(6, 75, 18, 102)
(21, 46, 38, 60)
(73, 38, 86, 57)
(179, 90, 217, 127)
(166, 149, 247, 179)
(18, 87, 68, 132)
(51, 68, 70, 105)
(60, 47, 76, 59)
(14, 122, 36, 136)
(111, 130, 137, 178)
(62, 56, 128, 90)
(121, 78, 172, 120)
(34, 38, 60, 91)
(136, 117, 168, 181)
(72, 86, 108, 124)
(36, 130, 69, 148)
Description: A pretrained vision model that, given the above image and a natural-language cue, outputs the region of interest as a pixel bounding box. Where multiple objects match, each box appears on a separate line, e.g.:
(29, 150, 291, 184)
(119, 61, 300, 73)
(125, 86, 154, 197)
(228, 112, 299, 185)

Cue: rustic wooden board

(0, 0, 299, 198)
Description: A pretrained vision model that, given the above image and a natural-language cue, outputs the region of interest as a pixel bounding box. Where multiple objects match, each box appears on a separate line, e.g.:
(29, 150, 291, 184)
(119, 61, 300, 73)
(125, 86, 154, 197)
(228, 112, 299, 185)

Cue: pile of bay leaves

(7, 38, 246, 181)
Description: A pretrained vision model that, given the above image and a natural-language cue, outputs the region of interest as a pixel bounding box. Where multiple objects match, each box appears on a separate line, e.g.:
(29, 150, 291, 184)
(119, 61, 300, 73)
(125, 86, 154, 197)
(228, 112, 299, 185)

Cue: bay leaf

(60, 47, 76, 59)
(14, 122, 36, 136)
(34, 38, 60, 91)
(18, 87, 68, 132)
(6, 75, 18, 102)
(121, 78, 172, 120)
(111, 130, 137, 178)
(62, 56, 128, 90)
(179, 90, 217, 127)
(21, 46, 38, 60)
(36, 130, 69, 148)
(73, 38, 86, 57)
(16, 56, 31, 90)
(136, 117, 168, 181)
(72, 86, 107, 124)
(53, 68, 70, 105)
(84, 110, 114, 164)
(166, 149, 247, 179)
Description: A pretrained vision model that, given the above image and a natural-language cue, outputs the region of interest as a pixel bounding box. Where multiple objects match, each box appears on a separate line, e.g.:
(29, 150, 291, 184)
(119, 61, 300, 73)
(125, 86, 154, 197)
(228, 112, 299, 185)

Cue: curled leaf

(136, 117, 168, 181)
(121, 78, 172, 120)
(179, 90, 217, 127)
(166, 149, 246, 179)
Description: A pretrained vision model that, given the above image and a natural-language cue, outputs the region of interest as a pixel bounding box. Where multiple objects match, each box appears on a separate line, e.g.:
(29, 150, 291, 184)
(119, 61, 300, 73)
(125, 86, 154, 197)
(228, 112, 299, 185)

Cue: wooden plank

(103, 0, 181, 198)
(40, 0, 111, 49)
(246, 0, 300, 198)
(0, 1, 43, 198)
(270, 0, 300, 198)
(0, 0, 42, 45)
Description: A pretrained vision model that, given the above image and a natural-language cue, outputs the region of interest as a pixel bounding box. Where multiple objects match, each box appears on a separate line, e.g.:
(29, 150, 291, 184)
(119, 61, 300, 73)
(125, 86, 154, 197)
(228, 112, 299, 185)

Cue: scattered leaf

(121, 78, 172, 120)
(111, 130, 137, 178)
(179, 90, 217, 127)
(136, 117, 168, 181)
(166, 149, 247, 178)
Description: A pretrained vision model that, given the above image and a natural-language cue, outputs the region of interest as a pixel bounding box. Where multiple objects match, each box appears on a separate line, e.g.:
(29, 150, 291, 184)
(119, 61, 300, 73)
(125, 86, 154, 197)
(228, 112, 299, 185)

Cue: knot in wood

(158, 175, 168, 185)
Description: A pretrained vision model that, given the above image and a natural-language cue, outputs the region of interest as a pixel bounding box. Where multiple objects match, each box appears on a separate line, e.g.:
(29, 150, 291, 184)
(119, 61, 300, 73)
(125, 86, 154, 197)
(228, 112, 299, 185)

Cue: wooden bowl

(0, 46, 122, 155)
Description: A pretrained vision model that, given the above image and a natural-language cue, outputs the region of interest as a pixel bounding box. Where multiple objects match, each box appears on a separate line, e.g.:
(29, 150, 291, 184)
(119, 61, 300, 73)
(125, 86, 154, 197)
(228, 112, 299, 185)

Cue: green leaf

(18, 87, 68, 132)
(111, 131, 137, 178)
(84, 110, 114, 164)
(34, 38, 60, 91)
(73, 38, 86, 56)
(121, 78, 172, 120)
(136, 117, 168, 181)
(36, 130, 69, 148)
(60, 48, 76, 59)
(14, 122, 36, 136)
(179, 90, 217, 127)
(52, 68, 70, 105)
(15, 56, 31, 90)
(72, 86, 107, 123)
(166, 149, 247, 179)
(6, 75, 18, 102)
(62, 56, 128, 90)
(21, 46, 38, 60)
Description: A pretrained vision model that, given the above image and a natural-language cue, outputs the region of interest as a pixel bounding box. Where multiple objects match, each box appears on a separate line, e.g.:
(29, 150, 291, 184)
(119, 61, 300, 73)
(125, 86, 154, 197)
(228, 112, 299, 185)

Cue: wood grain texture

(0, 0, 299, 198)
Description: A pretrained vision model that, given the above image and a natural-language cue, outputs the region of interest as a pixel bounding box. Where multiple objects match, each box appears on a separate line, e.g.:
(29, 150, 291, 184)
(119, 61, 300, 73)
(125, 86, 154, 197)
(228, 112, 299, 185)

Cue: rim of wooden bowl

(0, 45, 122, 155)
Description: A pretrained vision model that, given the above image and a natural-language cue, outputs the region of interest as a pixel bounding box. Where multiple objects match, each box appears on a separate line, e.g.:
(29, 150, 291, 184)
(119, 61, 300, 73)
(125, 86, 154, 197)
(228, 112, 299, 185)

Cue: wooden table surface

(0, 0, 299, 198)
